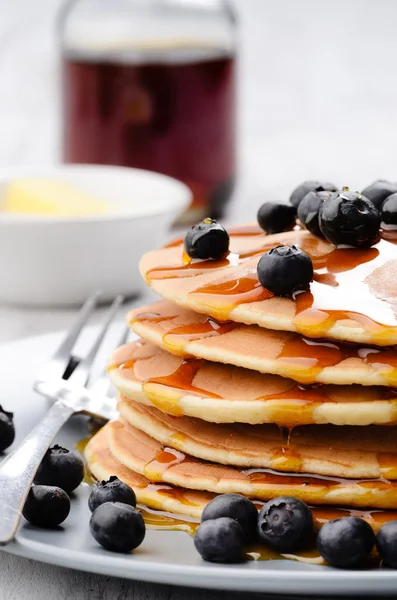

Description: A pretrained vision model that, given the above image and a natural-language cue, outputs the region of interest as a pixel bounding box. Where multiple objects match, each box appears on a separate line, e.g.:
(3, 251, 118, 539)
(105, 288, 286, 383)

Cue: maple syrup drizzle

(109, 339, 397, 425)
(147, 225, 397, 342)
(192, 277, 273, 310)
(162, 318, 236, 355)
(143, 359, 221, 399)
(143, 447, 187, 480)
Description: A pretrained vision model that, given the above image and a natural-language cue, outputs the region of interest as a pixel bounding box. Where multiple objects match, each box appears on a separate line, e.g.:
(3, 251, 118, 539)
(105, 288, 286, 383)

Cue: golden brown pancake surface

(109, 339, 397, 426)
(140, 225, 397, 346)
(107, 419, 397, 509)
(85, 424, 397, 533)
(128, 300, 397, 387)
(118, 397, 397, 479)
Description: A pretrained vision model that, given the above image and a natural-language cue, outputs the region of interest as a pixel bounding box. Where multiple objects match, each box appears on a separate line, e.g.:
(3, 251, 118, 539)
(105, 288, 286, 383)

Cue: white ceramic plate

(1, 329, 397, 595)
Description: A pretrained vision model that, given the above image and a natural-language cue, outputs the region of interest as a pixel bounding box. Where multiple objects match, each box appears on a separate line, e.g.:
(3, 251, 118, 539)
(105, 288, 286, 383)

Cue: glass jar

(59, 0, 237, 223)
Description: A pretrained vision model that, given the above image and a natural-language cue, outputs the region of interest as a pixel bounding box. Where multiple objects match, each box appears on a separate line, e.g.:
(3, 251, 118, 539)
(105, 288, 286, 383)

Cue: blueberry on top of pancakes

(289, 180, 338, 208)
(257, 202, 297, 234)
(318, 189, 381, 248)
(361, 179, 397, 210)
(297, 190, 332, 238)
(257, 245, 313, 296)
(184, 218, 229, 259)
(381, 192, 397, 229)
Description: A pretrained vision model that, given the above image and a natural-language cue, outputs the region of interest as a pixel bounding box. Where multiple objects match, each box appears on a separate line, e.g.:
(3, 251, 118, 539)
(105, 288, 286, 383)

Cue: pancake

(107, 418, 397, 509)
(118, 396, 397, 479)
(128, 300, 397, 387)
(85, 425, 215, 519)
(85, 424, 397, 532)
(109, 339, 397, 426)
(140, 225, 397, 346)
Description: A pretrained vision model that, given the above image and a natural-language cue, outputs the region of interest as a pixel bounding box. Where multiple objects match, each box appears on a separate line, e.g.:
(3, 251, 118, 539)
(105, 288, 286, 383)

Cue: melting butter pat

(4, 179, 111, 216)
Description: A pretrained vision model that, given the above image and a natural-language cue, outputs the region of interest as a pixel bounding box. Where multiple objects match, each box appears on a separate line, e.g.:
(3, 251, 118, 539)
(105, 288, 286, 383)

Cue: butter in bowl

(0, 165, 191, 306)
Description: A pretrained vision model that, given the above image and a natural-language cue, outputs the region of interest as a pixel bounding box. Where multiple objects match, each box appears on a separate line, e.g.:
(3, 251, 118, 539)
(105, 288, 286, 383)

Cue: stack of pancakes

(85, 224, 397, 534)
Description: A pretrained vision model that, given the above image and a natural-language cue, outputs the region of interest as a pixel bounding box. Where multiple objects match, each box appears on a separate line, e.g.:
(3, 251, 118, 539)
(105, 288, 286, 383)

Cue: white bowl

(0, 165, 191, 306)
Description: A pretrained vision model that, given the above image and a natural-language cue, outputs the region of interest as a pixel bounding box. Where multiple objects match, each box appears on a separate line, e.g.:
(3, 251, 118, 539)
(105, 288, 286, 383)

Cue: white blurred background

(1, 0, 397, 339)
(1, 0, 397, 216)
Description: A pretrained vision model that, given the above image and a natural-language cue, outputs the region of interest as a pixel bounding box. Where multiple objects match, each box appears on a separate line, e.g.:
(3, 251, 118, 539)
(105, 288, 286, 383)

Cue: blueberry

(257, 496, 313, 552)
(0, 405, 15, 452)
(297, 190, 332, 238)
(257, 203, 296, 235)
(376, 521, 397, 568)
(317, 517, 375, 568)
(257, 245, 313, 296)
(361, 179, 397, 209)
(319, 190, 381, 248)
(34, 444, 85, 493)
(23, 485, 70, 528)
(184, 218, 229, 259)
(290, 181, 338, 208)
(88, 476, 136, 513)
(381, 192, 397, 229)
(194, 517, 245, 563)
(90, 501, 146, 553)
(201, 494, 258, 541)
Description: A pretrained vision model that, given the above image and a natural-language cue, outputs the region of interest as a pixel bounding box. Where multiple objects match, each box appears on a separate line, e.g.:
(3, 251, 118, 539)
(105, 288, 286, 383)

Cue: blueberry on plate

(361, 179, 397, 209)
(319, 190, 381, 248)
(23, 485, 70, 528)
(317, 517, 375, 568)
(90, 502, 146, 553)
(376, 520, 397, 568)
(289, 180, 337, 208)
(297, 190, 332, 238)
(201, 494, 258, 541)
(257, 496, 313, 552)
(194, 517, 245, 563)
(257, 203, 297, 235)
(257, 245, 313, 296)
(381, 192, 397, 229)
(34, 444, 85, 493)
(184, 218, 229, 259)
(88, 476, 136, 513)
(0, 405, 15, 452)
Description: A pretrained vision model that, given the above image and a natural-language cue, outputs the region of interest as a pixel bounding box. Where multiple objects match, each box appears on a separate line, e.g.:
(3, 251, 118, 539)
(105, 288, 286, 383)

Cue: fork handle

(0, 399, 74, 545)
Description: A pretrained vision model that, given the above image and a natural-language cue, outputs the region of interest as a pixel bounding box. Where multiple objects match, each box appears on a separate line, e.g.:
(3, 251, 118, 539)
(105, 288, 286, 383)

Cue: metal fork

(0, 291, 130, 545)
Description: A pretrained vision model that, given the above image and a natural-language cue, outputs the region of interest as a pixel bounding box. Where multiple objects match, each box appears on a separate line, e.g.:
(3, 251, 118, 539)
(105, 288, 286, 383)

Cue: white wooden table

(0, 0, 396, 596)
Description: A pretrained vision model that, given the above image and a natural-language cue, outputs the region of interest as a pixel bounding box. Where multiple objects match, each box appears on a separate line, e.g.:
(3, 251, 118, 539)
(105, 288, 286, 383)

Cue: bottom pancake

(85, 424, 397, 531)
(85, 426, 214, 519)
(105, 418, 397, 509)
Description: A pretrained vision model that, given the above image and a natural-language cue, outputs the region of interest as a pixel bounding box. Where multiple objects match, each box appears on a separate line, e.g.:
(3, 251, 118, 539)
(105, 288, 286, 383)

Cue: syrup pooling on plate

(146, 225, 397, 343)
(140, 504, 396, 565)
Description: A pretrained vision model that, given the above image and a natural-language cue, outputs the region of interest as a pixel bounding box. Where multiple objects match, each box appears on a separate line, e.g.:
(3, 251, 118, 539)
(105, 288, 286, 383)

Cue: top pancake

(140, 225, 397, 346)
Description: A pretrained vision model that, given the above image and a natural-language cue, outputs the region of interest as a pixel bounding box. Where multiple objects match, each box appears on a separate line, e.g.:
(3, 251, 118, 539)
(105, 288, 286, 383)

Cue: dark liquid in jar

(62, 44, 236, 222)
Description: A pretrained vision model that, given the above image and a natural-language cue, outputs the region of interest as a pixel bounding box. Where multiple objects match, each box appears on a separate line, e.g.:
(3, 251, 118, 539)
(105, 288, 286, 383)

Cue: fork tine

(89, 324, 130, 398)
(36, 290, 101, 382)
(69, 294, 124, 388)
